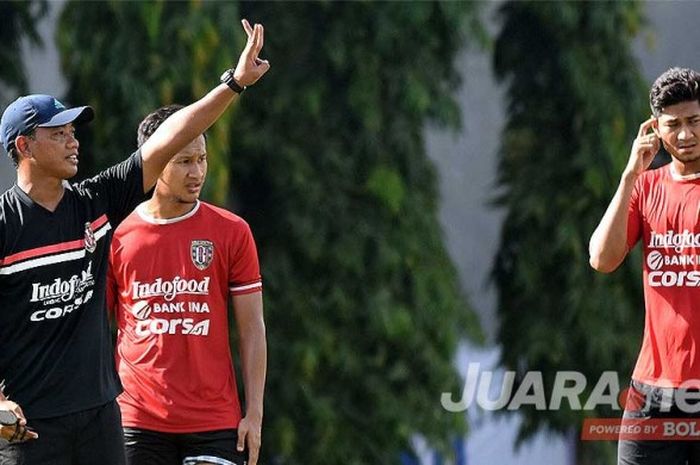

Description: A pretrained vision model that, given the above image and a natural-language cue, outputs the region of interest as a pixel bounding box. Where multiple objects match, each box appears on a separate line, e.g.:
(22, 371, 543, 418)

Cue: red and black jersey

(0, 152, 147, 419)
(109, 200, 262, 433)
(628, 164, 700, 387)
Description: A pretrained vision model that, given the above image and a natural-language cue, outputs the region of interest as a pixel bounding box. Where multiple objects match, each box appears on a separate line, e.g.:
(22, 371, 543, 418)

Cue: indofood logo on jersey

(649, 230, 700, 253)
(647, 230, 700, 287)
(129, 276, 211, 337)
(131, 276, 211, 301)
(29, 261, 95, 321)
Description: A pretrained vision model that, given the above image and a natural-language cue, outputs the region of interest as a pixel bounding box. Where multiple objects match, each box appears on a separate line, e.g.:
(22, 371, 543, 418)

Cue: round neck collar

(136, 200, 200, 225)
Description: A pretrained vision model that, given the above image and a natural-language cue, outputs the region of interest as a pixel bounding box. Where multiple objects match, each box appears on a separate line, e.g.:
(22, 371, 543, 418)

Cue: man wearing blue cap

(0, 19, 269, 465)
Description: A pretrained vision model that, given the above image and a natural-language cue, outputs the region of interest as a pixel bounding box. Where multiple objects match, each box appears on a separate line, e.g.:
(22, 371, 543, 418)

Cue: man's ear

(14, 136, 32, 159)
(651, 118, 661, 138)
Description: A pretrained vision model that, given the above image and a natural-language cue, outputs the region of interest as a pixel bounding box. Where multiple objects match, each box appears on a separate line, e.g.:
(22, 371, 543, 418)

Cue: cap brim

(37, 106, 94, 128)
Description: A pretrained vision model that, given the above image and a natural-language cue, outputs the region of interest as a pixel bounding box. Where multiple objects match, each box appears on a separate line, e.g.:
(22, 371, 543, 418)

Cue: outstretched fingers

(248, 23, 263, 61)
(242, 19, 254, 39)
(240, 20, 264, 62)
(234, 19, 270, 85)
(255, 23, 264, 55)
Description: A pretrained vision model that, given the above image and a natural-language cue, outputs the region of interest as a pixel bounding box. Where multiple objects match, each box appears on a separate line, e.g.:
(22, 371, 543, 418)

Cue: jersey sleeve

(229, 221, 262, 296)
(626, 177, 643, 250)
(78, 150, 150, 228)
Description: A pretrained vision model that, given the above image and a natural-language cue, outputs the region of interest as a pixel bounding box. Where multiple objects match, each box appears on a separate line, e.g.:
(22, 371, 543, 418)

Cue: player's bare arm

(140, 19, 270, 192)
(589, 117, 660, 273)
(232, 292, 266, 465)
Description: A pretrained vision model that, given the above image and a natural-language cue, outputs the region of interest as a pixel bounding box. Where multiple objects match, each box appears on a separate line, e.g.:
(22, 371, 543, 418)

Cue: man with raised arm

(590, 67, 700, 465)
(0, 19, 269, 465)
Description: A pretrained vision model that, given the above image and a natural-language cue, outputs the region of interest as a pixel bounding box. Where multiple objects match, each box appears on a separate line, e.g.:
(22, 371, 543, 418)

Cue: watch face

(220, 70, 231, 81)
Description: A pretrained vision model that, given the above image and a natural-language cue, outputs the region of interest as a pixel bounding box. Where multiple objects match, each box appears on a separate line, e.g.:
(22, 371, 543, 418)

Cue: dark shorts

(618, 381, 700, 465)
(123, 427, 247, 465)
(0, 400, 125, 465)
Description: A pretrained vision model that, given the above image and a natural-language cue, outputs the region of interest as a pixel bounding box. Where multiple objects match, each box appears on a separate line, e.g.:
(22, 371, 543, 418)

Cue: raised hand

(625, 117, 661, 178)
(233, 19, 271, 87)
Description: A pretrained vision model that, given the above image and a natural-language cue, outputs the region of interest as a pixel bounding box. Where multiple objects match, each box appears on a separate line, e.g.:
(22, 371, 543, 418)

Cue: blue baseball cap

(0, 94, 94, 152)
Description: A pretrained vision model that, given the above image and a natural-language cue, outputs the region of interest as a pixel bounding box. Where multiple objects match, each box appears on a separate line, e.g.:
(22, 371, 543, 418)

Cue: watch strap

(220, 69, 246, 94)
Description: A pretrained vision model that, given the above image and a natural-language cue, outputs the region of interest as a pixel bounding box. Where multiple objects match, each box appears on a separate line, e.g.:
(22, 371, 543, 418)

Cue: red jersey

(628, 164, 700, 387)
(108, 201, 262, 432)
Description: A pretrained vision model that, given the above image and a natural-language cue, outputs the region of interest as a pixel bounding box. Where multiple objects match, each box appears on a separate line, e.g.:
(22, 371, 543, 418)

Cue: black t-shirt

(0, 151, 147, 419)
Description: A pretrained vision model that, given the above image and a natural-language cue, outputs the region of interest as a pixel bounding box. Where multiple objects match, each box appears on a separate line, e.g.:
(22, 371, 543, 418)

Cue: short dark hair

(137, 104, 185, 147)
(7, 129, 35, 168)
(650, 67, 700, 117)
(8, 148, 19, 168)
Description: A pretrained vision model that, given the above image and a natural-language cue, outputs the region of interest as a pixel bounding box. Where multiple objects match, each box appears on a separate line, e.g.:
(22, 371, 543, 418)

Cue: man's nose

(678, 125, 693, 140)
(66, 132, 79, 149)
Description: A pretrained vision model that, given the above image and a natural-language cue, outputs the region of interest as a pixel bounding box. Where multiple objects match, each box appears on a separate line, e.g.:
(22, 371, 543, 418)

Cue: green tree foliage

(0, 0, 47, 102)
(231, 4, 484, 463)
(492, 2, 649, 463)
(57, 1, 239, 202)
(58, 1, 482, 463)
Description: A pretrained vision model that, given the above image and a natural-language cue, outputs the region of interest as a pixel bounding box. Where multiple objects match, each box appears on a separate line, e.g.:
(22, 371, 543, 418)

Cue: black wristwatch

(220, 69, 246, 94)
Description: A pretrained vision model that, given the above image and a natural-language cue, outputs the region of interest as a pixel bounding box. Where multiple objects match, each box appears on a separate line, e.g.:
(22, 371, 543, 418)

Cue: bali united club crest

(84, 222, 96, 253)
(191, 240, 214, 270)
